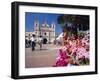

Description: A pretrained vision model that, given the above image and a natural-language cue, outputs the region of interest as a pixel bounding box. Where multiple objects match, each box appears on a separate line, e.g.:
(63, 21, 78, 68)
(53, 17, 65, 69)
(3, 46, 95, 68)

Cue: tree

(57, 14, 89, 37)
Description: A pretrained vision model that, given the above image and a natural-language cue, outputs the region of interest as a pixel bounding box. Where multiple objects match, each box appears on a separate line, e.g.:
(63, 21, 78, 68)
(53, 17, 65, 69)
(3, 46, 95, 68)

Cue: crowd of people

(25, 34, 43, 51)
(53, 31, 90, 67)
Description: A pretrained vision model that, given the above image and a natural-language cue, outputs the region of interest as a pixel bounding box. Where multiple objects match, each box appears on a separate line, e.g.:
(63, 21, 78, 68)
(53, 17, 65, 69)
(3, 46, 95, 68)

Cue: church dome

(42, 23, 49, 27)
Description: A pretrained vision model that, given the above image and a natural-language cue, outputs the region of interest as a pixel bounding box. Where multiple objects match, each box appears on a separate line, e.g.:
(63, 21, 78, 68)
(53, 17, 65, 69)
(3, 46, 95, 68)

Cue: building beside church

(25, 18, 56, 43)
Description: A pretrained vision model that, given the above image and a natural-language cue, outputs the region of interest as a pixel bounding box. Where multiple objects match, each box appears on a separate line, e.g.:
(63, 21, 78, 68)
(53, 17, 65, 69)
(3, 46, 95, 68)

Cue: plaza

(25, 44, 62, 68)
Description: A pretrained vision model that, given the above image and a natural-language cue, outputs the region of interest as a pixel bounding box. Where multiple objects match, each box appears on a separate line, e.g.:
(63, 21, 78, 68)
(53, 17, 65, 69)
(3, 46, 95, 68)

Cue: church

(25, 18, 56, 43)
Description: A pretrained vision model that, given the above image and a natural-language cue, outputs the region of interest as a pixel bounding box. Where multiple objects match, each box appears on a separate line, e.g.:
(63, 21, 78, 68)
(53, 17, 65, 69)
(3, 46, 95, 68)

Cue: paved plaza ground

(25, 44, 62, 68)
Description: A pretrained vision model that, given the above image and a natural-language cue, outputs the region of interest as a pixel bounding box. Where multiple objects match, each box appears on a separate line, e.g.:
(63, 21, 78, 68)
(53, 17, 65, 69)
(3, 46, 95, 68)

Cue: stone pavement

(25, 44, 62, 68)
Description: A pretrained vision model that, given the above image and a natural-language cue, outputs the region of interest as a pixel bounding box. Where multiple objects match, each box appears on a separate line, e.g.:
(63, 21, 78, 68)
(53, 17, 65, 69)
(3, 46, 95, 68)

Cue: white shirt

(31, 37, 35, 42)
(25, 37, 29, 41)
(38, 37, 43, 42)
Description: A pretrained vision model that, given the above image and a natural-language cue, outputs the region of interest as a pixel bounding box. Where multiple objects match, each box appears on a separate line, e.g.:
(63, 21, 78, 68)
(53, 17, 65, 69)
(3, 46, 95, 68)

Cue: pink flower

(53, 49, 69, 67)
(53, 34, 90, 67)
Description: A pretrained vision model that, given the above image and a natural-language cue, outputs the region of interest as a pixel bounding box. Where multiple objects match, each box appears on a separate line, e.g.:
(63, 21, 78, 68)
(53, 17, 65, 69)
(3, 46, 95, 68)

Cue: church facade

(25, 18, 56, 43)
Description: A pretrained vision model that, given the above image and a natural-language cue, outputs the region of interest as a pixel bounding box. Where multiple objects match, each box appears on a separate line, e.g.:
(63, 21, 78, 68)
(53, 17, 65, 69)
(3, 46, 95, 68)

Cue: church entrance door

(43, 38, 47, 44)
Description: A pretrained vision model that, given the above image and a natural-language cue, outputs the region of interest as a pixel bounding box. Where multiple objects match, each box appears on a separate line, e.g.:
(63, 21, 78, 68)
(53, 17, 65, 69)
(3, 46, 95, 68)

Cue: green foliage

(57, 14, 89, 37)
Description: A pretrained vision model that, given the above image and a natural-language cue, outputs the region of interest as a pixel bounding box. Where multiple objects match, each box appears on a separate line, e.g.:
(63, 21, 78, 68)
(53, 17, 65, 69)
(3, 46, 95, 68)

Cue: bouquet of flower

(53, 32, 90, 67)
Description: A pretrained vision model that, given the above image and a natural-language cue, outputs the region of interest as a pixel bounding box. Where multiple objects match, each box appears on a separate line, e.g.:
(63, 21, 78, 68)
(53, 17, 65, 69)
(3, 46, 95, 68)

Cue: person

(25, 36, 29, 48)
(28, 34, 31, 47)
(38, 36, 43, 50)
(62, 31, 68, 46)
(31, 34, 36, 51)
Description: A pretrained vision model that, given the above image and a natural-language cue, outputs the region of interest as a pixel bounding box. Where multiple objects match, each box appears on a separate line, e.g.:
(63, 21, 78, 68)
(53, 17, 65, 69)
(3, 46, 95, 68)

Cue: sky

(25, 12, 62, 35)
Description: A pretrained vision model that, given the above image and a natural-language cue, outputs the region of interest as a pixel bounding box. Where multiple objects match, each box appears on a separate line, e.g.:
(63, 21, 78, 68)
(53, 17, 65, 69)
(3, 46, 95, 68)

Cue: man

(31, 34, 36, 51)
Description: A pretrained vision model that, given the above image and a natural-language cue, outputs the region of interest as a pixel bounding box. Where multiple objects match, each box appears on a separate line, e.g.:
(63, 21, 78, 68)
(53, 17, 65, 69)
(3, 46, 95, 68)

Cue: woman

(53, 31, 69, 67)
(62, 31, 68, 46)
(38, 36, 43, 50)
(53, 31, 80, 67)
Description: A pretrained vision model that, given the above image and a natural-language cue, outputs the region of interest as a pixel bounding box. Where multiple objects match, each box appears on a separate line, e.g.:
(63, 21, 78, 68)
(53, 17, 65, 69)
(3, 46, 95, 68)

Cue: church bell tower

(34, 17, 39, 31)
